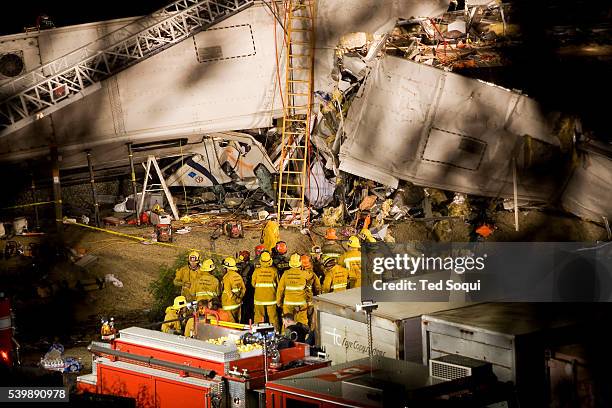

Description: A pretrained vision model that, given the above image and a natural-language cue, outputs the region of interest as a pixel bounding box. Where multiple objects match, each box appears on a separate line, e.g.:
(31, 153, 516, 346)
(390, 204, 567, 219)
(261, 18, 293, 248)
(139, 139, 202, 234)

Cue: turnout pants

(254, 304, 279, 331)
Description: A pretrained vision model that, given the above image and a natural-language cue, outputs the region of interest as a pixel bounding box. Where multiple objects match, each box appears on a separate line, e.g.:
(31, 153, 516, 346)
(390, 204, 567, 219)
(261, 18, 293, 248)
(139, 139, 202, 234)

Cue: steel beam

(86, 150, 101, 227)
(50, 146, 63, 238)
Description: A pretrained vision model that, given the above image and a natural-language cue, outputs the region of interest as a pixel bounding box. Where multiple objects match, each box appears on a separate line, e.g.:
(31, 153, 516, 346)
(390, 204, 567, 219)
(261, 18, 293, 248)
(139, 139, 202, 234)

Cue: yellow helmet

(260, 251, 273, 267)
(323, 257, 337, 269)
(289, 253, 302, 268)
(200, 259, 215, 272)
(188, 250, 201, 263)
(348, 235, 361, 249)
(223, 257, 238, 271)
(172, 296, 187, 310)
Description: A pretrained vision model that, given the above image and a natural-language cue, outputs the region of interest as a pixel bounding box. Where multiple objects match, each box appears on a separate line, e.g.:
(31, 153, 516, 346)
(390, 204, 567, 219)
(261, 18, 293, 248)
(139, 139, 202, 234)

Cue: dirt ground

(59, 208, 607, 331)
(3, 208, 608, 377)
(60, 222, 316, 316)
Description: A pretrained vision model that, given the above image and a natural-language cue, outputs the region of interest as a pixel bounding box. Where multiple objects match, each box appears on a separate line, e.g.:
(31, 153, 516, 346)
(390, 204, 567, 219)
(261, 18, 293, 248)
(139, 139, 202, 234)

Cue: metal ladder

(276, 0, 315, 226)
(0, 0, 254, 137)
(138, 155, 180, 220)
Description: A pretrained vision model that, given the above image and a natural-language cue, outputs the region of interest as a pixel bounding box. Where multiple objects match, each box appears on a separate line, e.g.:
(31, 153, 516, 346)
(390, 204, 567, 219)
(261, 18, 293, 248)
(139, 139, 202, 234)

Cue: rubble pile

(6, 1, 606, 244)
(386, 2, 517, 71)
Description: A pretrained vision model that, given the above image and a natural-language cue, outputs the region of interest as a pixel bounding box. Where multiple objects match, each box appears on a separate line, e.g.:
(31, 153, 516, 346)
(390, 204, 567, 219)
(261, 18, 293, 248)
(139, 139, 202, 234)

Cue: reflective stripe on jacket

(277, 267, 309, 307)
(251, 265, 279, 303)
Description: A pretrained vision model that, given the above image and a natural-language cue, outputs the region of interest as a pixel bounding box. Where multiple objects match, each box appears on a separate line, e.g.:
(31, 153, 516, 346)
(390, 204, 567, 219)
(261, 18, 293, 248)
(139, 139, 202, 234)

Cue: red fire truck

(77, 321, 329, 407)
(0, 296, 18, 368)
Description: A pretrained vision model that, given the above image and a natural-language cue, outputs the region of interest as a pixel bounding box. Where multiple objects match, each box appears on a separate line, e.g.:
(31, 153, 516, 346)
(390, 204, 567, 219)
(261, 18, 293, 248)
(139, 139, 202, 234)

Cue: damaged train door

(163, 132, 276, 197)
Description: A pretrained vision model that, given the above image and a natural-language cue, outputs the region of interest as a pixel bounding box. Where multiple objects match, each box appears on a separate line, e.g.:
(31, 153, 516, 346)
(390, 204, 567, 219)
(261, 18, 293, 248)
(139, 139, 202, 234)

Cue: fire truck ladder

(0, 0, 254, 138)
(276, 0, 315, 225)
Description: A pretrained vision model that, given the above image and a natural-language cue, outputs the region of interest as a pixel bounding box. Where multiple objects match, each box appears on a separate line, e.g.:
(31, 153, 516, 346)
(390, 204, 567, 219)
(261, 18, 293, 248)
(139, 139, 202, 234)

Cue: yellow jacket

(161, 307, 182, 334)
(192, 271, 220, 301)
(322, 265, 355, 293)
(303, 267, 321, 305)
(277, 267, 309, 307)
(251, 265, 279, 305)
(338, 249, 362, 288)
(173, 265, 198, 298)
(260, 221, 279, 252)
(221, 271, 246, 310)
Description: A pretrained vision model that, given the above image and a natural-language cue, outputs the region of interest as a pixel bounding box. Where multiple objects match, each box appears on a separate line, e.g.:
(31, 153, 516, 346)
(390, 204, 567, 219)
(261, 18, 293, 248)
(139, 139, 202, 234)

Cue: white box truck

(315, 288, 472, 365)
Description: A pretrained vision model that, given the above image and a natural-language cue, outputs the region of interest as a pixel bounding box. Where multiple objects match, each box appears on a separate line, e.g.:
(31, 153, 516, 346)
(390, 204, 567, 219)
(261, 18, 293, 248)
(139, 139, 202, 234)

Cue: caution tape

(59, 220, 230, 258)
(2, 200, 59, 210)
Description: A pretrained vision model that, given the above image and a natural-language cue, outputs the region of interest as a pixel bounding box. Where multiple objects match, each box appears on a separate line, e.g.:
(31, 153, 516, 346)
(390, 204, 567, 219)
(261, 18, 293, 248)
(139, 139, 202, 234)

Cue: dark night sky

(0, 0, 168, 36)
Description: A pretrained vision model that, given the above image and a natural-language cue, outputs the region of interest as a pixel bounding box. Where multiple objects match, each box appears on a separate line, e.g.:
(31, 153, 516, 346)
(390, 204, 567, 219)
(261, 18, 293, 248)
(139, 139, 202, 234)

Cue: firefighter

(310, 245, 325, 280)
(208, 297, 232, 322)
(301, 254, 321, 330)
(220, 257, 246, 323)
(359, 227, 377, 243)
(276, 253, 309, 326)
(321, 228, 344, 263)
(253, 244, 266, 266)
(183, 299, 207, 338)
(282, 313, 310, 344)
(251, 251, 279, 331)
(161, 296, 187, 335)
(260, 220, 279, 253)
(238, 250, 255, 324)
(322, 257, 355, 294)
(173, 250, 201, 301)
(193, 259, 220, 302)
(338, 236, 362, 288)
(272, 241, 290, 277)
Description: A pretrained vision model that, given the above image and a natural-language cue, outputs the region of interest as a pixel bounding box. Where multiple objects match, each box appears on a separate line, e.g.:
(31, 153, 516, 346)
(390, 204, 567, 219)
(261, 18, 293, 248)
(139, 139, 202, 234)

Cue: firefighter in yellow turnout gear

(321, 228, 344, 263)
(173, 251, 201, 301)
(276, 254, 309, 326)
(192, 259, 220, 302)
(322, 257, 355, 293)
(260, 220, 280, 253)
(221, 257, 246, 323)
(301, 254, 321, 330)
(161, 296, 188, 335)
(251, 251, 279, 331)
(338, 236, 362, 288)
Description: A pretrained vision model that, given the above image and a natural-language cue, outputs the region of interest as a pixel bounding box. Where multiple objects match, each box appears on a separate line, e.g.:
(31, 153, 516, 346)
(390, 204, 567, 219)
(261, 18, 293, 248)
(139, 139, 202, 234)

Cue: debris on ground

(40, 343, 83, 373)
(322, 205, 344, 227)
(103, 216, 125, 226)
(104, 274, 124, 288)
(385, 2, 516, 72)
(359, 195, 377, 211)
(448, 193, 471, 219)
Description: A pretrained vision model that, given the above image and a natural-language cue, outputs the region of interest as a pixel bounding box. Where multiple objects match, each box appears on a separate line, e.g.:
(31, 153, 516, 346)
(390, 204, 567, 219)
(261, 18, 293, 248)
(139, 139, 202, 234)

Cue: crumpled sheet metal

(561, 144, 612, 222)
(339, 56, 563, 202)
(314, 0, 449, 93)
